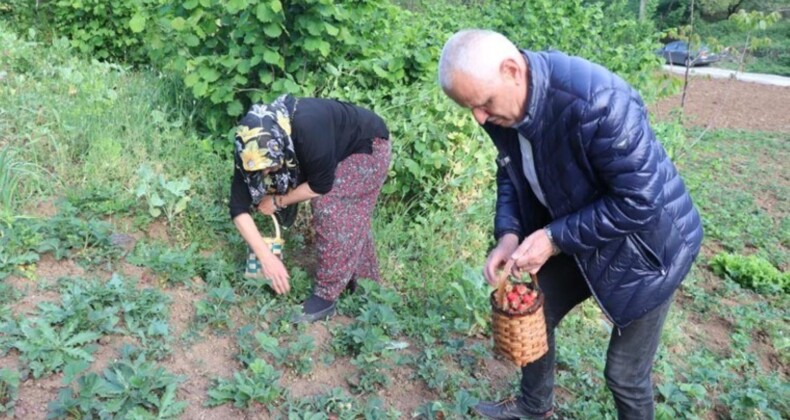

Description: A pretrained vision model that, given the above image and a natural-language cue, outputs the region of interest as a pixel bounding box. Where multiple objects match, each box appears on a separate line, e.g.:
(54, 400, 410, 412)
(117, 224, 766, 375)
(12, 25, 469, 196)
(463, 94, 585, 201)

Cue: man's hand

(257, 195, 276, 215)
(261, 253, 290, 294)
(484, 234, 519, 286)
(511, 228, 554, 274)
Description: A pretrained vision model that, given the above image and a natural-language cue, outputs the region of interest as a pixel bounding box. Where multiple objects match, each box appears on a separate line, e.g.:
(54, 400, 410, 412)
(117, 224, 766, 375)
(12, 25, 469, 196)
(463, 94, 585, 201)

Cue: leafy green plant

(280, 387, 401, 419)
(127, 241, 201, 285)
(195, 283, 238, 330)
(135, 165, 192, 223)
(207, 358, 283, 409)
(0, 368, 20, 417)
(12, 318, 101, 379)
(255, 332, 315, 377)
(48, 346, 187, 419)
(710, 252, 788, 294)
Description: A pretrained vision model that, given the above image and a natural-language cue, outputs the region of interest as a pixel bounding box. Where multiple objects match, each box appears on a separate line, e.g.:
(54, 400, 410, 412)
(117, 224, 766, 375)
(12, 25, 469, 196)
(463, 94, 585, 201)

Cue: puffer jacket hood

(484, 50, 703, 327)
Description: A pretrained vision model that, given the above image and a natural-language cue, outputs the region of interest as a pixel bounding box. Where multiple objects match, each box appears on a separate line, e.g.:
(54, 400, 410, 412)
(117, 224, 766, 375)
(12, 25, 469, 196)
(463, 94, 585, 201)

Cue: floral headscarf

(234, 94, 299, 206)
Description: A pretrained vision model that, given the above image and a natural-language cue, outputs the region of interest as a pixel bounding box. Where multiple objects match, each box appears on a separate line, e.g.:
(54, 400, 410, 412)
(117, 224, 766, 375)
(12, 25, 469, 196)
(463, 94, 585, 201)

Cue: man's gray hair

(438, 29, 521, 92)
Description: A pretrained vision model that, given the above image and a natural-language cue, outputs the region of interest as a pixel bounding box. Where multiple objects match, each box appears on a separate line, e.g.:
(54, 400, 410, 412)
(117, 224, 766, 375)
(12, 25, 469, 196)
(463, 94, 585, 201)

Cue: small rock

(109, 233, 136, 252)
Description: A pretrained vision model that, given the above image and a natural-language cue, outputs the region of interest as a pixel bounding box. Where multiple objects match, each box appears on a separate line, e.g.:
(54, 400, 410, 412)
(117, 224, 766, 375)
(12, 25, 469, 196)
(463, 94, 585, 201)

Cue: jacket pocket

(629, 233, 666, 273)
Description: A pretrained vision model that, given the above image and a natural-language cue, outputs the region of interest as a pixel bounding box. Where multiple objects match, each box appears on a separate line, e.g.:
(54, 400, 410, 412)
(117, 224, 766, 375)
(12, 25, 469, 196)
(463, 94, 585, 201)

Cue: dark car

(657, 41, 720, 66)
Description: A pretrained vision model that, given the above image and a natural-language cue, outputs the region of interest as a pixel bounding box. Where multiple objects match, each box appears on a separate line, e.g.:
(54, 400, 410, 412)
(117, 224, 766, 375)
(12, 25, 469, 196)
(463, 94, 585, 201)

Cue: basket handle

(270, 214, 281, 240)
(496, 259, 540, 301)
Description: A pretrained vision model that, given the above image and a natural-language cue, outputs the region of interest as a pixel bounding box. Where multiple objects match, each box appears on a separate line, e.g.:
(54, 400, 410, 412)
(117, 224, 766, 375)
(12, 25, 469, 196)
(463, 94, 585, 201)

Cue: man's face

(445, 62, 526, 127)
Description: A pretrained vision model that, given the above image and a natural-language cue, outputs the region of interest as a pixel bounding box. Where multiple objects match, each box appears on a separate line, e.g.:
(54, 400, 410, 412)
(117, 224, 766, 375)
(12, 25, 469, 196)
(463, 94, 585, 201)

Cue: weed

(135, 164, 191, 223)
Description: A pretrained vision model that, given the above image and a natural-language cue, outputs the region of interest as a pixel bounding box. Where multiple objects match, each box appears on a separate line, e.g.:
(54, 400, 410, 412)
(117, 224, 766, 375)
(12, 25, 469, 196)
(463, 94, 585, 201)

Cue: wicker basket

(490, 261, 549, 367)
(244, 215, 284, 283)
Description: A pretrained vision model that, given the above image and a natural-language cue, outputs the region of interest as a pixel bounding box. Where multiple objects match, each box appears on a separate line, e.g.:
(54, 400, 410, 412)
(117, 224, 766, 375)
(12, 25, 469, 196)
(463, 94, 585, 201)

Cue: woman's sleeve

(229, 165, 253, 219)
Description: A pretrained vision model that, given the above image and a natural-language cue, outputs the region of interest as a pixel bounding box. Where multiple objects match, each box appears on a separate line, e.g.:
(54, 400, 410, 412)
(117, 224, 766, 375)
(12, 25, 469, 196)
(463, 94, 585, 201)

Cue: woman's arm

(257, 182, 321, 215)
(233, 213, 290, 294)
(279, 182, 320, 207)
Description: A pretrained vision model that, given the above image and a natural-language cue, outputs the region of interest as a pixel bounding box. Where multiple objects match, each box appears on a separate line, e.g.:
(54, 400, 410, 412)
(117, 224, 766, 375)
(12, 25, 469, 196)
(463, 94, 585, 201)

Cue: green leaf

(270, 0, 282, 13)
(324, 22, 339, 36)
(174, 197, 190, 215)
(129, 14, 147, 33)
(262, 49, 283, 69)
(227, 101, 244, 117)
(198, 67, 221, 83)
(263, 23, 282, 38)
(255, 4, 275, 22)
(170, 17, 187, 31)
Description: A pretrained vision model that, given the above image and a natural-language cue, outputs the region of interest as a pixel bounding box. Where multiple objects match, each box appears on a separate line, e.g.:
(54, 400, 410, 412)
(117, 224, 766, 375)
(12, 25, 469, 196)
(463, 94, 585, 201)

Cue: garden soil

(5, 77, 788, 419)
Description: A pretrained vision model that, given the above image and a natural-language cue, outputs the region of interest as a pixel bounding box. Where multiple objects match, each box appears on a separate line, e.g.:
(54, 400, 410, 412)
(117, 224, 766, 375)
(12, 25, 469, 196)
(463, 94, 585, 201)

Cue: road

(663, 65, 790, 87)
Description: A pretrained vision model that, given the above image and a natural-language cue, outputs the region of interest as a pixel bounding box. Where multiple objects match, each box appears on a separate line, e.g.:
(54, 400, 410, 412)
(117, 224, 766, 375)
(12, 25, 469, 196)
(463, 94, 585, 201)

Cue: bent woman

(229, 94, 391, 323)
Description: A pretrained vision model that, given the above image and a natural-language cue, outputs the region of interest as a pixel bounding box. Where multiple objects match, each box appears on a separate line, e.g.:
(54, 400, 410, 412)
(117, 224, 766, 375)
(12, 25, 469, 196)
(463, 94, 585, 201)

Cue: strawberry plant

(12, 318, 101, 379)
(207, 358, 283, 409)
(127, 241, 201, 286)
(281, 387, 401, 419)
(255, 332, 315, 377)
(0, 368, 19, 417)
(48, 346, 186, 419)
(195, 283, 238, 330)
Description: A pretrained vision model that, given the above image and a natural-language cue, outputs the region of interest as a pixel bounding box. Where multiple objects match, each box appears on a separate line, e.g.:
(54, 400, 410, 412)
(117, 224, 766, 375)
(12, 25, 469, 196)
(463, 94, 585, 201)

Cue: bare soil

(651, 77, 790, 132)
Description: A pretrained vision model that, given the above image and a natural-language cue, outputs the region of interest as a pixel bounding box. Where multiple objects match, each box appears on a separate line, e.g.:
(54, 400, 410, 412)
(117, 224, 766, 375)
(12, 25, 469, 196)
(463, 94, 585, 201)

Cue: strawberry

(530, 290, 538, 298)
(517, 303, 529, 313)
(521, 294, 531, 304)
(515, 284, 528, 295)
(507, 292, 519, 302)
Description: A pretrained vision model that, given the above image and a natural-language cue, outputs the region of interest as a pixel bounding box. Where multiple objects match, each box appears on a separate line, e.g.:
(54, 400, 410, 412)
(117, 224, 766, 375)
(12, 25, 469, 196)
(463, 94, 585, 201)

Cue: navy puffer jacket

(484, 50, 703, 327)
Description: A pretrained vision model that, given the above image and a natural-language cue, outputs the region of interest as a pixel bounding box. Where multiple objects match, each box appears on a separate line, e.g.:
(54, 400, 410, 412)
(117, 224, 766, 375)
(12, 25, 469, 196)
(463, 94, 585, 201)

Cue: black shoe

(473, 397, 553, 420)
(291, 295, 336, 324)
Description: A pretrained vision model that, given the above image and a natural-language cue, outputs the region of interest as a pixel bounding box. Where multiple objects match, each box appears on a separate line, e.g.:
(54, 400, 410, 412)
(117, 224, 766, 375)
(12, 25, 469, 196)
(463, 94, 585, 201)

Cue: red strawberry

(530, 290, 538, 298)
(514, 284, 528, 295)
(507, 292, 519, 302)
(521, 294, 531, 304)
(517, 303, 529, 313)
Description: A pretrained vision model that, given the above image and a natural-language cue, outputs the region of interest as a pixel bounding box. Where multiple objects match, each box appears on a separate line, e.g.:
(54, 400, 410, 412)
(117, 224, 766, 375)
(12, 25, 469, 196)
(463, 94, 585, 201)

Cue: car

(656, 41, 720, 66)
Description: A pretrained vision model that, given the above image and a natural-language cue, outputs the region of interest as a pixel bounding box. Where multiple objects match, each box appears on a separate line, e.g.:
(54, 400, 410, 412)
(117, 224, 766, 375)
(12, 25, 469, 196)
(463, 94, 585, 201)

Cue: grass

(1, 21, 787, 419)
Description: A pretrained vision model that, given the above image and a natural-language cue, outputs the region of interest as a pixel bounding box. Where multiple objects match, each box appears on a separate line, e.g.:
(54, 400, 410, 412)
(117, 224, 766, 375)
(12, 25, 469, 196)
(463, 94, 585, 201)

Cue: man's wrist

(544, 225, 560, 255)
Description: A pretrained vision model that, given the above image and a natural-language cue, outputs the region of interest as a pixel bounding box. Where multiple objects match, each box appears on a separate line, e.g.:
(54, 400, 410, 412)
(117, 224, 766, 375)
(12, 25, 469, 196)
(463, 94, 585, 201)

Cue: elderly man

(438, 29, 703, 419)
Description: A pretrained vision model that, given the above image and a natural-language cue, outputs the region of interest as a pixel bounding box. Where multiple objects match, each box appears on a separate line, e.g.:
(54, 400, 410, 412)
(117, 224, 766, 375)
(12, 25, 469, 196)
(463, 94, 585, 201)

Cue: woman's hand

(257, 195, 276, 215)
(484, 234, 519, 286)
(261, 253, 290, 294)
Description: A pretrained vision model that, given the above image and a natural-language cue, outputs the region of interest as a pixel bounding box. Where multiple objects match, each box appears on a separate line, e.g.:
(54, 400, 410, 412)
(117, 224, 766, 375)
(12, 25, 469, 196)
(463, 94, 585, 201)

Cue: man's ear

(500, 58, 521, 84)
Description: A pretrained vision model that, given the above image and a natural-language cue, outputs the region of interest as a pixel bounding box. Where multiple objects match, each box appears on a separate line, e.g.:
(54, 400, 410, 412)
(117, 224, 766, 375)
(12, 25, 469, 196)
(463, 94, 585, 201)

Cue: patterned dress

(310, 138, 391, 301)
